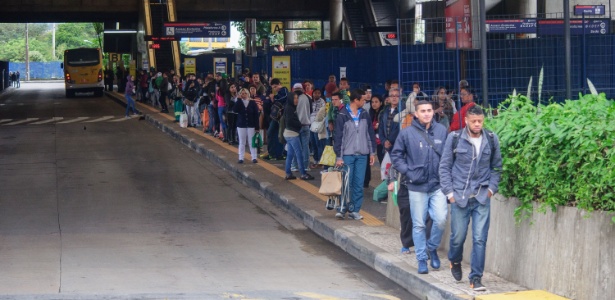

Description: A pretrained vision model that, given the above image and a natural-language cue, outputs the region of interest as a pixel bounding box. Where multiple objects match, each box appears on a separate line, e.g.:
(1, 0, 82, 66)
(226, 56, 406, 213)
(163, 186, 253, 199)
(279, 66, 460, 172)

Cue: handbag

(251, 132, 263, 148)
(310, 118, 325, 133)
(319, 145, 336, 166)
(319, 171, 342, 196)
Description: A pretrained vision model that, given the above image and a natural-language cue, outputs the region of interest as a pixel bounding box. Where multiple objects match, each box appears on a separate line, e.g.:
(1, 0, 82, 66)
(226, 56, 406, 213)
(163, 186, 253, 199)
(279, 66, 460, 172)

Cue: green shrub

(486, 93, 615, 223)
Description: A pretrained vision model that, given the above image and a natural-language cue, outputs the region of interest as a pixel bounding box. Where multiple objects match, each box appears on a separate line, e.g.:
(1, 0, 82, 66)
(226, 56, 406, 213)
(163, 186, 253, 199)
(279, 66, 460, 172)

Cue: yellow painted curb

(476, 290, 569, 300)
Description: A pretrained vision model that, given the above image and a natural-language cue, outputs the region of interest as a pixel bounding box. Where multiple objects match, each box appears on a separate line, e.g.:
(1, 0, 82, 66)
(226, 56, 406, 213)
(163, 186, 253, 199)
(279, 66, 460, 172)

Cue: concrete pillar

(284, 21, 296, 45)
(330, 0, 343, 40)
(519, 0, 538, 17)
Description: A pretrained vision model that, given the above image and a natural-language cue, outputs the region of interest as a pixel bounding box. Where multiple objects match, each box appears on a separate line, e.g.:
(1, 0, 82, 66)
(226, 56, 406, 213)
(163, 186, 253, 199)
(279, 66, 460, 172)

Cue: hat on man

(293, 83, 303, 90)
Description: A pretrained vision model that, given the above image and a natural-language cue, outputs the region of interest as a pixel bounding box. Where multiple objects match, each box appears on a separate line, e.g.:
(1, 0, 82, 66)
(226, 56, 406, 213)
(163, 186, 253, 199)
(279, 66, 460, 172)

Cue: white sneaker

(335, 212, 345, 220)
(348, 212, 364, 220)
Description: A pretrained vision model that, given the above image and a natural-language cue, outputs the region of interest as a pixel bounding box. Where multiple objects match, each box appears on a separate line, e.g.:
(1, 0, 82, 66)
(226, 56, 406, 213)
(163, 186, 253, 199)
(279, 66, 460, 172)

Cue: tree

(232, 21, 283, 48)
(92, 23, 104, 50)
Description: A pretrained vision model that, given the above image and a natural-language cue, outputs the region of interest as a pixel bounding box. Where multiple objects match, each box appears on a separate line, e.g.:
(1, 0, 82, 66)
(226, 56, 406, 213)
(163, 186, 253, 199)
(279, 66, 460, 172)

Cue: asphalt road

(0, 82, 417, 300)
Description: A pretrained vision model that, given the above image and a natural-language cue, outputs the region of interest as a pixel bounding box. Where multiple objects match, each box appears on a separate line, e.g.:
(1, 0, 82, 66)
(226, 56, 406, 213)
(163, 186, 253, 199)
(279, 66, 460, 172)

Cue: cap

(293, 83, 303, 90)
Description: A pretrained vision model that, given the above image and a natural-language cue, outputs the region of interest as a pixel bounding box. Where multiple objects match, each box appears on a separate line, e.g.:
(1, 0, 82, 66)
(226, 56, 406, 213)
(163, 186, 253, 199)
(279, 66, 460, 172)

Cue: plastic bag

(179, 112, 188, 128)
(319, 145, 336, 166)
(380, 151, 392, 181)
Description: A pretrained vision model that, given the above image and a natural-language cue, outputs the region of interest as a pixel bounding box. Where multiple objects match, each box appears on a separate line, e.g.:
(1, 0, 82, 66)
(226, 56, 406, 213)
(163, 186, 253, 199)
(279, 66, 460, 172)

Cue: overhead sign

(445, 0, 476, 49)
(574, 5, 605, 15)
(163, 22, 230, 38)
(486, 19, 537, 34)
(271, 22, 284, 34)
(537, 19, 609, 35)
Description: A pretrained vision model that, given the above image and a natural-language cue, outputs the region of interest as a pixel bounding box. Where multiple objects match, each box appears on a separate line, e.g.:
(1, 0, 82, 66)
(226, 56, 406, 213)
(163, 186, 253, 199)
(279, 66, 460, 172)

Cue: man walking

(390, 100, 448, 274)
(439, 105, 502, 291)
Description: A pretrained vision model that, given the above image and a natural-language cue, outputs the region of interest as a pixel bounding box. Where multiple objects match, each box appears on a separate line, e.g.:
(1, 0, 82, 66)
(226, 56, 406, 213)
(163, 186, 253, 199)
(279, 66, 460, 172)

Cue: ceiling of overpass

(0, 0, 329, 23)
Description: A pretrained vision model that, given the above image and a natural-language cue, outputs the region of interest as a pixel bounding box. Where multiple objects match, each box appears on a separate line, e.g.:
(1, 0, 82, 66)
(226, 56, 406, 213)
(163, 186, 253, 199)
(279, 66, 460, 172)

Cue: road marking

(0, 119, 13, 124)
(109, 115, 139, 122)
(31, 117, 64, 124)
(2, 118, 39, 125)
(57, 117, 89, 124)
(295, 292, 347, 299)
(84, 116, 115, 123)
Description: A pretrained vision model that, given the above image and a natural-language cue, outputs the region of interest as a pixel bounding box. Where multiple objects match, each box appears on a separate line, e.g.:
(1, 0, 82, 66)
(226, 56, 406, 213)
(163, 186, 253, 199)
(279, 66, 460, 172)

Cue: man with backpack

(439, 105, 502, 292)
(265, 78, 288, 160)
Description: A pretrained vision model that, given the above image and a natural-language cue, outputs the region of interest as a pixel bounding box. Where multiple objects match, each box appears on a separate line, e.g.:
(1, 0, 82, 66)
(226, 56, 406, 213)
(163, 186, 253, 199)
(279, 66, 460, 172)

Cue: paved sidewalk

(108, 92, 567, 300)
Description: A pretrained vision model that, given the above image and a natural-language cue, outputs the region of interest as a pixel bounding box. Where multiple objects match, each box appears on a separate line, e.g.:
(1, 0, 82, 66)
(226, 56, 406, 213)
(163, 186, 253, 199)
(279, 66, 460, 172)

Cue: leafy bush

(486, 93, 615, 223)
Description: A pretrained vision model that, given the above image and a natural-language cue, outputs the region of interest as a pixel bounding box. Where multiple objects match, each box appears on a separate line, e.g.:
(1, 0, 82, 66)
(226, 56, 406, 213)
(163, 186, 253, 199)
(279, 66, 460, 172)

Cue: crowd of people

(116, 66, 501, 292)
(8, 71, 20, 88)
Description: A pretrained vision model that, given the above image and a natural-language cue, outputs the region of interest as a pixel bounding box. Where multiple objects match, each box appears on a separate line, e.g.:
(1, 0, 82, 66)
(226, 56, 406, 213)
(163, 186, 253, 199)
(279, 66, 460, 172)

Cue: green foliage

(486, 94, 615, 223)
(232, 21, 321, 48)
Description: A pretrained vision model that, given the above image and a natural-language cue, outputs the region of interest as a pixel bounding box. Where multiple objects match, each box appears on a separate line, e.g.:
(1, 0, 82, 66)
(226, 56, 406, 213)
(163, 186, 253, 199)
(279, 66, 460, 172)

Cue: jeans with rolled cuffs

(448, 197, 491, 280)
(409, 189, 448, 262)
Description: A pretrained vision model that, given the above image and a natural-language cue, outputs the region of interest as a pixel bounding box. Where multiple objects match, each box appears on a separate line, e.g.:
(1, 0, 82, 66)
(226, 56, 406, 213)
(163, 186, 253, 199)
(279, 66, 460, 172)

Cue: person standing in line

(15, 71, 20, 88)
(292, 83, 311, 172)
(449, 86, 476, 132)
(265, 78, 288, 161)
(225, 84, 239, 145)
(309, 88, 326, 167)
(283, 91, 314, 181)
(159, 72, 170, 113)
(170, 75, 184, 122)
(234, 88, 260, 164)
(334, 89, 377, 220)
(104, 67, 114, 92)
(124, 75, 138, 117)
(324, 74, 337, 98)
(390, 100, 448, 274)
(439, 105, 502, 291)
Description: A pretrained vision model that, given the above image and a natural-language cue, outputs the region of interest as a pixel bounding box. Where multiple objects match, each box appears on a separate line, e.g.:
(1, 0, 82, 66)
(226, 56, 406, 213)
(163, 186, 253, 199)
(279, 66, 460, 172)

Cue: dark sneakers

(470, 277, 487, 291)
(428, 249, 441, 269)
(450, 262, 462, 281)
(418, 260, 429, 274)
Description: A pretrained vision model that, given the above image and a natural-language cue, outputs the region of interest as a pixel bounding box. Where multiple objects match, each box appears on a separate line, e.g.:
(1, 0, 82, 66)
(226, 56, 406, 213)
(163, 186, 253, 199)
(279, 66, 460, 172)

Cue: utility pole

(52, 23, 56, 60)
(25, 23, 30, 81)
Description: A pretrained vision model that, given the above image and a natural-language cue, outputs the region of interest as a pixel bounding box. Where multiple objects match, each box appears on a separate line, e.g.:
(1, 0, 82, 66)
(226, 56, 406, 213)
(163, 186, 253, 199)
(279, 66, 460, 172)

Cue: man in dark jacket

(439, 105, 502, 292)
(390, 100, 448, 275)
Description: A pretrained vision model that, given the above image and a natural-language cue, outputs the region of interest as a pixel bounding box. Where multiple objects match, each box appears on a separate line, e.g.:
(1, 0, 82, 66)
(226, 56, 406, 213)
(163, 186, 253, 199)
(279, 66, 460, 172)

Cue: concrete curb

(142, 112, 467, 300)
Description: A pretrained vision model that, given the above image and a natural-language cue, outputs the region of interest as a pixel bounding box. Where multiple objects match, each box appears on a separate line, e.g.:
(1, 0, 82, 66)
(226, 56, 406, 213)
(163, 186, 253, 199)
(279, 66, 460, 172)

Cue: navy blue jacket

(378, 105, 400, 151)
(390, 117, 448, 193)
(233, 99, 260, 129)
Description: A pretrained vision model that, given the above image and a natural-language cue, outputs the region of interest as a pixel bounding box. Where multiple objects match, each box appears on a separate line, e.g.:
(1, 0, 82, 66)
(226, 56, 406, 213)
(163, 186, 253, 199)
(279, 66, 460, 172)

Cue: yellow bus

(61, 48, 104, 98)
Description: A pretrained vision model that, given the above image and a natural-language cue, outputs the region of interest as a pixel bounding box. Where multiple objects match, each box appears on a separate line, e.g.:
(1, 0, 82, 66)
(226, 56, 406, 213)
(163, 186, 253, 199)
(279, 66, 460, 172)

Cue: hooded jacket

(390, 117, 448, 193)
(333, 105, 377, 157)
(439, 128, 503, 207)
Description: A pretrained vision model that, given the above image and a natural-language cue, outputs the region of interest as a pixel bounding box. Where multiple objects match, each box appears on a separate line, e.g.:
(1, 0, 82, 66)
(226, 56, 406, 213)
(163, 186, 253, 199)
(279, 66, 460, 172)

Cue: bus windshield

(65, 49, 100, 66)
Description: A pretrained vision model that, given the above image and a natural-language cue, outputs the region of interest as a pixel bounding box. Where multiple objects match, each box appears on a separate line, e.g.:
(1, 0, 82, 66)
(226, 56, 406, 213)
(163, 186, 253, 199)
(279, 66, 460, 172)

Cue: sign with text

(271, 22, 284, 34)
(183, 58, 196, 76)
(164, 22, 230, 38)
(214, 57, 227, 75)
(144, 35, 178, 41)
(445, 0, 475, 49)
(272, 56, 291, 90)
(574, 5, 605, 15)
(537, 19, 609, 35)
(486, 19, 537, 34)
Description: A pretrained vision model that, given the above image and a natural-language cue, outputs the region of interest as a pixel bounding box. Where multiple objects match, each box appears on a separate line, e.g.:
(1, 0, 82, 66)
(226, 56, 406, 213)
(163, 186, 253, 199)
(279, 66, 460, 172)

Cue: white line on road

(84, 116, 115, 123)
(57, 117, 89, 124)
(0, 119, 13, 124)
(31, 117, 64, 125)
(2, 118, 39, 126)
(109, 115, 139, 122)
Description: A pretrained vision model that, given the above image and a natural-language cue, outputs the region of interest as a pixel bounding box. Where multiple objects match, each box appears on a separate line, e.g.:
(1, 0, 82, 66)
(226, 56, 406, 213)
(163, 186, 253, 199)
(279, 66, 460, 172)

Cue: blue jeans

(342, 155, 367, 213)
(408, 189, 448, 261)
(218, 106, 227, 132)
(267, 120, 283, 158)
(448, 197, 491, 279)
(285, 136, 306, 176)
(125, 93, 137, 116)
(310, 131, 326, 163)
(292, 126, 310, 169)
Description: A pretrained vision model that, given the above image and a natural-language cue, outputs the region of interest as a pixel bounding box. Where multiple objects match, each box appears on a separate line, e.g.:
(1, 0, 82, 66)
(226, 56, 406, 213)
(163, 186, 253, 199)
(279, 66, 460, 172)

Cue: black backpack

(270, 101, 285, 122)
(451, 129, 496, 161)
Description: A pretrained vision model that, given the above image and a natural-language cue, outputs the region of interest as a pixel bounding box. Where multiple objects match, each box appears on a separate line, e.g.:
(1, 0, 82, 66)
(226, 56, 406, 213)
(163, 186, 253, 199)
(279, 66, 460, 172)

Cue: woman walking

(124, 75, 138, 117)
(233, 88, 260, 164)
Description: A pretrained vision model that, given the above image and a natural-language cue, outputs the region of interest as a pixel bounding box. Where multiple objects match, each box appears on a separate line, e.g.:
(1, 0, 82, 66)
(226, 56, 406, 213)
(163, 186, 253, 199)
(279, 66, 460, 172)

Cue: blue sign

(537, 19, 609, 35)
(486, 19, 537, 34)
(574, 5, 605, 15)
(163, 22, 230, 38)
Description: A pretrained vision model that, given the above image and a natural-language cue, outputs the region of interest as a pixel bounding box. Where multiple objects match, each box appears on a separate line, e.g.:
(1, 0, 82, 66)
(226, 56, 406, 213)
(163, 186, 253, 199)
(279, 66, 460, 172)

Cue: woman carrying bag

(233, 88, 260, 164)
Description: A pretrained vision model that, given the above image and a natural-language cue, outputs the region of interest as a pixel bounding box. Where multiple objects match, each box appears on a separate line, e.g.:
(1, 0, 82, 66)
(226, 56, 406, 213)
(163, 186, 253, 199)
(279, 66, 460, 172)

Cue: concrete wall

(386, 194, 615, 300)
